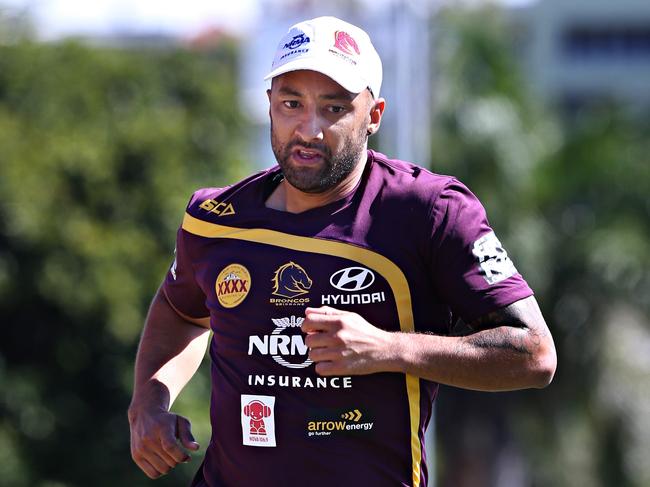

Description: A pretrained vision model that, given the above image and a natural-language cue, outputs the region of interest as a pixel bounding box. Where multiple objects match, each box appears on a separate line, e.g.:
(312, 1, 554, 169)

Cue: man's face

(268, 70, 375, 193)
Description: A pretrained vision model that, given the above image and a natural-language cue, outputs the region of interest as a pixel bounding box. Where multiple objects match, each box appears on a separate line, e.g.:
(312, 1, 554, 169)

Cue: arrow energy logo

(307, 408, 373, 437)
(341, 409, 362, 421)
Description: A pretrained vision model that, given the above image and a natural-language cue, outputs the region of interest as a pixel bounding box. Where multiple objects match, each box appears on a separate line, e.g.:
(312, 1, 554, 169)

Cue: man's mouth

(291, 147, 324, 163)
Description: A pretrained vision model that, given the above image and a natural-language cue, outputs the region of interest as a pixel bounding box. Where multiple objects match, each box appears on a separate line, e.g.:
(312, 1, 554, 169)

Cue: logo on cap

(284, 33, 310, 50)
(334, 31, 360, 56)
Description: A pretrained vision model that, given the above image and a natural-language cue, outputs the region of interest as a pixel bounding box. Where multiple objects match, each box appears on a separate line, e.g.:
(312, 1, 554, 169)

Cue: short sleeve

(429, 180, 533, 323)
(162, 225, 210, 320)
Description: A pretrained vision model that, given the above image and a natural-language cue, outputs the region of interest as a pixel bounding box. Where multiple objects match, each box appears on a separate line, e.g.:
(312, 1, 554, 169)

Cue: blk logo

(330, 267, 375, 292)
(170, 253, 177, 281)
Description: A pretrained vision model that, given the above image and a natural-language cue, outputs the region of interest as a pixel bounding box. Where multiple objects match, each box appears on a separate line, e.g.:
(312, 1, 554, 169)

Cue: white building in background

(520, 0, 650, 109)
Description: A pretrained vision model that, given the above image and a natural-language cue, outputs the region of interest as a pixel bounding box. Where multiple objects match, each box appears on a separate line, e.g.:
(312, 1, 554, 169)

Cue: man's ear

(367, 98, 386, 136)
(267, 89, 272, 103)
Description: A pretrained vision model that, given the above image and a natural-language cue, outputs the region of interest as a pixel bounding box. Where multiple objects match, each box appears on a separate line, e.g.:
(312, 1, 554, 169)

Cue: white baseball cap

(264, 16, 383, 98)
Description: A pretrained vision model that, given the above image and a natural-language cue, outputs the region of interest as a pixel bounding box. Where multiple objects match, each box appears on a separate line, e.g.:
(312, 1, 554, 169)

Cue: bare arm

(128, 287, 210, 479)
(131, 288, 210, 407)
(302, 296, 556, 392)
(388, 296, 556, 390)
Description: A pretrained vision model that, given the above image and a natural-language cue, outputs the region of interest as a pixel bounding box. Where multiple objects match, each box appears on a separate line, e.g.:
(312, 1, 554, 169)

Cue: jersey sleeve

(428, 179, 533, 323)
(162, 200, 210, 320)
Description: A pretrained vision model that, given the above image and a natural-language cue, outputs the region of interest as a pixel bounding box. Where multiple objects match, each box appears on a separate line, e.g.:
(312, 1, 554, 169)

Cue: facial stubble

(270, 118, 369, 194)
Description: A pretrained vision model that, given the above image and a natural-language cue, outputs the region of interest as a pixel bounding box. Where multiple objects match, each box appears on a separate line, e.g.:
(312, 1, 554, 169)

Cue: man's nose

(294, 110, 325, 142)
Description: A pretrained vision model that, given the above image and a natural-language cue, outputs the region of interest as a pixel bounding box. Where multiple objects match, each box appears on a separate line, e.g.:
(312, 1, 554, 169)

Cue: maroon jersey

(163, 150, 533, 487)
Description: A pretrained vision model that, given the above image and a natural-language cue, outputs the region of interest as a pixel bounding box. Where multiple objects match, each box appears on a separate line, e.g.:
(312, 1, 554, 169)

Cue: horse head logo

(271, 262, 313, 298)
(334, 30, 360, 56)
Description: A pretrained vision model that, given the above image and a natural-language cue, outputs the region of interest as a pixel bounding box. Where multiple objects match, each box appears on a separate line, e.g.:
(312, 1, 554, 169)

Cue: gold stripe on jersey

(182, 212, 423, 487)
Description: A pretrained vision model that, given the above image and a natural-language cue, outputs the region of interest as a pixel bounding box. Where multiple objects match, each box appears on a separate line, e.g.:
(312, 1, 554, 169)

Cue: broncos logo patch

(271, 262, 313, 299)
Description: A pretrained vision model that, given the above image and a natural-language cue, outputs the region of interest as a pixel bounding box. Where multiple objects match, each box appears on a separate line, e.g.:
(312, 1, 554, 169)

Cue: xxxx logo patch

(215, 263, 251, 308)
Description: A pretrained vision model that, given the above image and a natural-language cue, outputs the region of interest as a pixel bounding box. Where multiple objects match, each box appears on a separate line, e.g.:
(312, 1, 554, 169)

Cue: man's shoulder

(368, 150, 457, 203)
(184, 167, 279, 217)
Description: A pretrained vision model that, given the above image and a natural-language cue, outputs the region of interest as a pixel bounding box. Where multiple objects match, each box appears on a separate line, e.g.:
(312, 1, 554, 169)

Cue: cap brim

(264, 57, 368, 95)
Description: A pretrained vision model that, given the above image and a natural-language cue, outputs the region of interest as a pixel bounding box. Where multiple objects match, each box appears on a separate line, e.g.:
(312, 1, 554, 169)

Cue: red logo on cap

(334, 31, 360, 56)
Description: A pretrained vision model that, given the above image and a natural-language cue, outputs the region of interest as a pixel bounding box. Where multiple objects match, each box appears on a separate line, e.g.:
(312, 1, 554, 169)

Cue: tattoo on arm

(455, 297, 548, 356)
(466, 326, 532, 355)
(468, 304, 525, 331)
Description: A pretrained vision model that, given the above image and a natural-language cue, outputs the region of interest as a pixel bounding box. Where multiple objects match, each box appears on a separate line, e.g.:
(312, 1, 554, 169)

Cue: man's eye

(283, 100, 299, 108)
(329, 106, 345, 114)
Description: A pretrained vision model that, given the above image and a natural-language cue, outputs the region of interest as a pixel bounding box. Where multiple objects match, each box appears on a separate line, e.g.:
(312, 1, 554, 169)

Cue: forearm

(385, 325, 555, 391)
(304, 297, 556, 390)
(130, 288, 210, 413)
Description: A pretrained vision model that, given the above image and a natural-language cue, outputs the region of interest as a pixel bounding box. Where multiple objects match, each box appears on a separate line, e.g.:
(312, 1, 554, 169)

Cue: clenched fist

(302, 306, 396, 376)
(128, 406, 199, 479)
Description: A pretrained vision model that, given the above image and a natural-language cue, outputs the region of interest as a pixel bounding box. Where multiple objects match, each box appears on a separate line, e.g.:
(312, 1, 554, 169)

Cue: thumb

(176, 415, 200, 451)
(306, 306, 345, 316)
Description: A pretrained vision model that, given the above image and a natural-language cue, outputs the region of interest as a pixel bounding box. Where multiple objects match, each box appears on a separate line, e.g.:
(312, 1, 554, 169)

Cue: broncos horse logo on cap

(271, 262, 313, 298)
(334, 30, 360, 56)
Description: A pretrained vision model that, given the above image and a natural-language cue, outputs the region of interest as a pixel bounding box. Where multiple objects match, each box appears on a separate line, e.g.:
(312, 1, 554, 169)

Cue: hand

(302, 306, 393, 376)
(128, 405, 199, 479)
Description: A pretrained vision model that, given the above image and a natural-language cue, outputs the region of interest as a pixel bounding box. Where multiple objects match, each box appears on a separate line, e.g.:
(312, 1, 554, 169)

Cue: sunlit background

(1, 1, 649, 486)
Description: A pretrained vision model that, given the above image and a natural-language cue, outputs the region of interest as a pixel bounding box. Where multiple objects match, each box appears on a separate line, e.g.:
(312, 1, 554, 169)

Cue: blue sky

(2, 0, 537, 39)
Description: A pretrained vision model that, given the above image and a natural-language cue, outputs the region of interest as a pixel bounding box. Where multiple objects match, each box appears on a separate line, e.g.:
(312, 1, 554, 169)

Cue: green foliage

(0, 37, 249, 486)
(431, 6, 650, 487)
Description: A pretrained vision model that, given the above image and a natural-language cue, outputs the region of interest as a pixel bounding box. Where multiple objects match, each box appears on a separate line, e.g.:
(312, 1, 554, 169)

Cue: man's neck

(266, 153, 368, 214)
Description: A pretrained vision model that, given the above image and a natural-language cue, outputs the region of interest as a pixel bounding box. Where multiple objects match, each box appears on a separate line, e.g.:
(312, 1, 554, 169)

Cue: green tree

(0, 36, 249, 486)
(429, 5, 650, 487)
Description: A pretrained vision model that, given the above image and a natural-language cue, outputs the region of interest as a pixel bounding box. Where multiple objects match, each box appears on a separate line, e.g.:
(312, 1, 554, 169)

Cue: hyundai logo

(330, 267, 375, 292)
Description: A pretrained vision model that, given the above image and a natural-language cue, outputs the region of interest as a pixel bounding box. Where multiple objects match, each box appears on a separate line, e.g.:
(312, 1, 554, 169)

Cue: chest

(191, 237, 401, 340)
